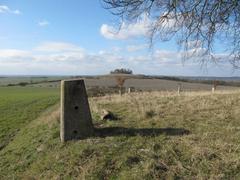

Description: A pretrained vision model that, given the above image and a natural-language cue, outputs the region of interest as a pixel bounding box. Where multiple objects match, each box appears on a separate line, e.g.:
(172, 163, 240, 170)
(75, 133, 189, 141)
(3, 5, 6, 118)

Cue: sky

(0, 0, 239, 76)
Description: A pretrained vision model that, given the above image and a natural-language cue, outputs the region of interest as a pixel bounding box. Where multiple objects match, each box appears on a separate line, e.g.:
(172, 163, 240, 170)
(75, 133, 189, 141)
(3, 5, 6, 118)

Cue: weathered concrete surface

(60, 79, 94, 142)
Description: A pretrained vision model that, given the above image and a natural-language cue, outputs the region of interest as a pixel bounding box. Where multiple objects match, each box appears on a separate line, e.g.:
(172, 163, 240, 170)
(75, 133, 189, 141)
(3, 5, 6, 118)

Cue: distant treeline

(145, 75, 240, 87)
(110, 68, 133, 74)
(6, 79, 61, 87)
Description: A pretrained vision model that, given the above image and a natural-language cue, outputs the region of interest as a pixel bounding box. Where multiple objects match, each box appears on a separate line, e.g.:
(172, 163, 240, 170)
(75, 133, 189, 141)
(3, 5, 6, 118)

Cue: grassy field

(0, 87, 240, 179)
(0, 76, 65, 86)
(0, 87, 59, 150)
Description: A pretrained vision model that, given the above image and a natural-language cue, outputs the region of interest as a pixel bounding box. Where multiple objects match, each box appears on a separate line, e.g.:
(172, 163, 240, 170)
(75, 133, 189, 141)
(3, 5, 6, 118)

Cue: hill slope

(1, 90, 240, 179)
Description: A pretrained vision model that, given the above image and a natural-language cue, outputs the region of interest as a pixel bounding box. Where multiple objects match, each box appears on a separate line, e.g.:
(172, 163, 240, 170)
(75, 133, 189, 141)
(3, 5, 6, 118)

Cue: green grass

(0, 87, 59, 149)
(0, 76, 65, 86)
(1, 89, 240, 179)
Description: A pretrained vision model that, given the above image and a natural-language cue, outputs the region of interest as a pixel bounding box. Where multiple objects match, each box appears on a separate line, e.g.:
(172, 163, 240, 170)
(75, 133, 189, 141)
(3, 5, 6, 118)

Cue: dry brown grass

(1, 89, 240, 179)
(33, 103, 60, 128)
(90, 89, 240, 122)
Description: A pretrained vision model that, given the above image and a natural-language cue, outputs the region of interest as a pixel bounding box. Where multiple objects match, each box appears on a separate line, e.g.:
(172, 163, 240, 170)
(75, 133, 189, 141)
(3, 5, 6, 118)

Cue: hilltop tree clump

(110, 68, 133, 74)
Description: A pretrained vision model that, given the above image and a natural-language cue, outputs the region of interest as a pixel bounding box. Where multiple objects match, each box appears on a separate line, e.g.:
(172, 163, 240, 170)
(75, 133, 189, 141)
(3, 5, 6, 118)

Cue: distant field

(0, 88, 240, 179)
(2, 76, 238, 92)
(0, 76, 65, 86)
(85, 78, 240, 91)
(0, 87, 59, 150)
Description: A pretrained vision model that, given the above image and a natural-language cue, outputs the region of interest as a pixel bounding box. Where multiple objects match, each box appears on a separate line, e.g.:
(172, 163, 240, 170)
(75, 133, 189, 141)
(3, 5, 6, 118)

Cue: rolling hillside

(0, 88, 240, 179)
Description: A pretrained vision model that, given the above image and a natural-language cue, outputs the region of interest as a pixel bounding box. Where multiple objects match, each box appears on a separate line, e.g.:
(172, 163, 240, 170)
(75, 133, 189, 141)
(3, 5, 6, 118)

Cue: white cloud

(35, 42, 84, 52)
(126, 44, 148, 52)
(34, 42, 87, 63)
(0, 41, 238, 76)
(100, 12, 187, 41)
(0, 5, 21, 15)
(154, 49, 180, 63)
(0, 42, 87, 63)
(0, 42, 128, 74)
(0, 49, 30, 58)
(0, 5, 9, 13)
(34, 52, 86, 62)
(38, 20, 50, 27)
(13, 10, 21, 15)
(112, 46, 122, 52)
(100, 14, 151, 40)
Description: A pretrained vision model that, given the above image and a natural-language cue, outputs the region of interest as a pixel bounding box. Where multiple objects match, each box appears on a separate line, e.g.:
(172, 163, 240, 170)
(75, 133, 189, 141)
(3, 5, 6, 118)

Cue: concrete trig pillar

(60, 79, 94, 142)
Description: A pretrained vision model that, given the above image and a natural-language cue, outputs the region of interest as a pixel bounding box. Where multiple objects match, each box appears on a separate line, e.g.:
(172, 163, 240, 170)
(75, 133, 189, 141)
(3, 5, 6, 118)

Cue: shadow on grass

(94, 127, 190, 137)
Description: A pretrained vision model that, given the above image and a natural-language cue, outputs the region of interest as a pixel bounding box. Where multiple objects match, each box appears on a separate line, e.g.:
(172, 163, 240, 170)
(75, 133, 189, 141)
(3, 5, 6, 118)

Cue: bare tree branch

(101, 0, 240, 67)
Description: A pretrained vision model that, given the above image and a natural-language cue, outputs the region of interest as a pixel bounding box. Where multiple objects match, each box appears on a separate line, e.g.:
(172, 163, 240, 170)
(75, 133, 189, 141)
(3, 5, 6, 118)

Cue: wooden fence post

(177, 83, 182, 96)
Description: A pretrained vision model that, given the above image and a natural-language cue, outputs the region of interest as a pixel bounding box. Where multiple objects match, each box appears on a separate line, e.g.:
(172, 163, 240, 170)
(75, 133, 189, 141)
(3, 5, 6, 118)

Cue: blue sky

(0, 0, 239, 76)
